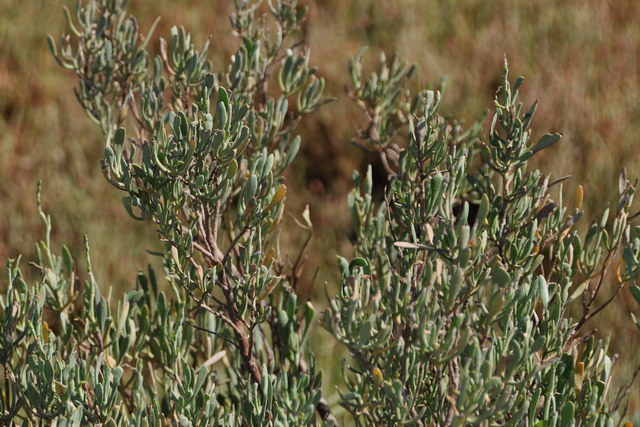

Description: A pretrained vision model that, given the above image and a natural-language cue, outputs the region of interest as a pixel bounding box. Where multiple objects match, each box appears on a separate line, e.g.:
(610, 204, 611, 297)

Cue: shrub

(0, 0, 638, 425)
(325, 53, 640, 425)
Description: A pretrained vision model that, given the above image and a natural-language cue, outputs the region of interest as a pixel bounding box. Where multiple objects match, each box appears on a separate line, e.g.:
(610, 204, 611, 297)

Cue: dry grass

(1, 0, 639, 416)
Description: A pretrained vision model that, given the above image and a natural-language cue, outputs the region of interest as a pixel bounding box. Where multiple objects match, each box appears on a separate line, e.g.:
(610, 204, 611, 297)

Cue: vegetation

(1, 0, 640, 424)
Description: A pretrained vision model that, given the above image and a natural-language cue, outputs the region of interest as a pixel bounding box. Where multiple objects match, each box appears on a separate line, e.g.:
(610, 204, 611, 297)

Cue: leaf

(349, 257, 371, 275)
(560, 401, 575, 426)
(358, 320, 373, 346)
(203, 350, 226, 368)
(371, 367, 383, 386)
(394, 241, 427, 249)
(537, 276, 550, 308)
(631, 312, 640, 330)
(217, 86, 229, 109)
(204, 73, 215, 90)
(619, 168, 627, 194)
(301, 204, 313, 229)
(226, 158, 238, 180)
(194, 366, 208, 396)
(242, 175, 257, 205)
(337, 256, 349, 276)
(122, 197, 144, 221)
(446, 267, 463, 309)
(301, 301, 315, 342)
(630, 285, 640, 306)
(61, 245, 74, 273)
(574, 361, 584, 391)
(46, 35, 59, 58)
(491, 265, 510, 287)
(574, 185, 583, 210)
(531, 336, 545, 353)
(532, 133, 561, 154)
(394, 241, 445, 255)
(567, 282, 588, 304)
(476, 194, 490, 228)
(265, 184, 287, 211)
(42, 320, 50, 342)
(534, 202, 556, 221)
(425, 223, 434, 243)
(114, 127, 126, 148)
(283, 135, 301, 170)
(513, 76, 525, 92)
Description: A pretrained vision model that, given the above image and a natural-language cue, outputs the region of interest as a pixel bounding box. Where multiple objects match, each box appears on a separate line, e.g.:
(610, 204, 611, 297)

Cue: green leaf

(243, 175, 257, 205)
(114, 127, 126, 148)
(560, 401, 575, 426)
(630, 285, 640, 306)
(567, 282, 588, 304)
(217, 87, 229, 109)
(475, 194, 490, 228)
(61, 245, 74, 273)
(349, 257, 371, 275)
(204, 73, 214, 90)
(491, 265, 510, 287)
(537, 276, 550, 308)
(46, 35, 57, 56)
(194, 366, 208, 397)
(532, 133, 561, 154)
(358, 320, 373, 346)
(446, 267, 463, 309)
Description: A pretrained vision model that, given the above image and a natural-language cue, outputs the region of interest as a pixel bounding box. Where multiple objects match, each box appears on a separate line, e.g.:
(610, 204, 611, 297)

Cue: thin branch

(185, 320, 239, 350)
(575, 248, 618, 332)
(198, 302, 262, 385)
(211, 199, 221, 245)
(222, 222, 253, 266)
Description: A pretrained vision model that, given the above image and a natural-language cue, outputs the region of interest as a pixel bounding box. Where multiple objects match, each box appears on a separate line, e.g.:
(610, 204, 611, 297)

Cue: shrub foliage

(0, 0, 638, 425)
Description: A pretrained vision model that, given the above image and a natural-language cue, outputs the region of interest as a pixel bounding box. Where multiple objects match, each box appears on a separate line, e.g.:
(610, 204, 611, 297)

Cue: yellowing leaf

(372, 367, 383, 386)
(265, 184, 287, 211)
(575, 185, 584, 210)
(263, 248, 276, 267)
(575, 361, 584, 391)
(54, 381, 68, 395)
(105, 350, 117, 369)
(257, 277, 282, 301)
(616, 259, 624, 284)
(42, 320, 50, 342)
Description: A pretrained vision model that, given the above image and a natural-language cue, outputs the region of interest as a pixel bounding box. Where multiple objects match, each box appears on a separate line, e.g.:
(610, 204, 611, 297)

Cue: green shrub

(0, 0, 638, 425)
(325, 53, 640, 425)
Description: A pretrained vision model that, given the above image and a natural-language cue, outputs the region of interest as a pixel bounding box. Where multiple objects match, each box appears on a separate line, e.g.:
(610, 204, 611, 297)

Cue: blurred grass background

(1, 0, 640, 416)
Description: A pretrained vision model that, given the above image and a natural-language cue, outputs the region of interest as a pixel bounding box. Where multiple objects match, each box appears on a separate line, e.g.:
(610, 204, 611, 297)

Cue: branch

(198, 301, 262, 385)
(185, 320, 239, 350)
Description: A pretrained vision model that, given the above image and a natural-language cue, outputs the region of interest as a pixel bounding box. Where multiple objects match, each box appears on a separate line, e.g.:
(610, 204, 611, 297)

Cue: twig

(185, 320, 239, 350)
